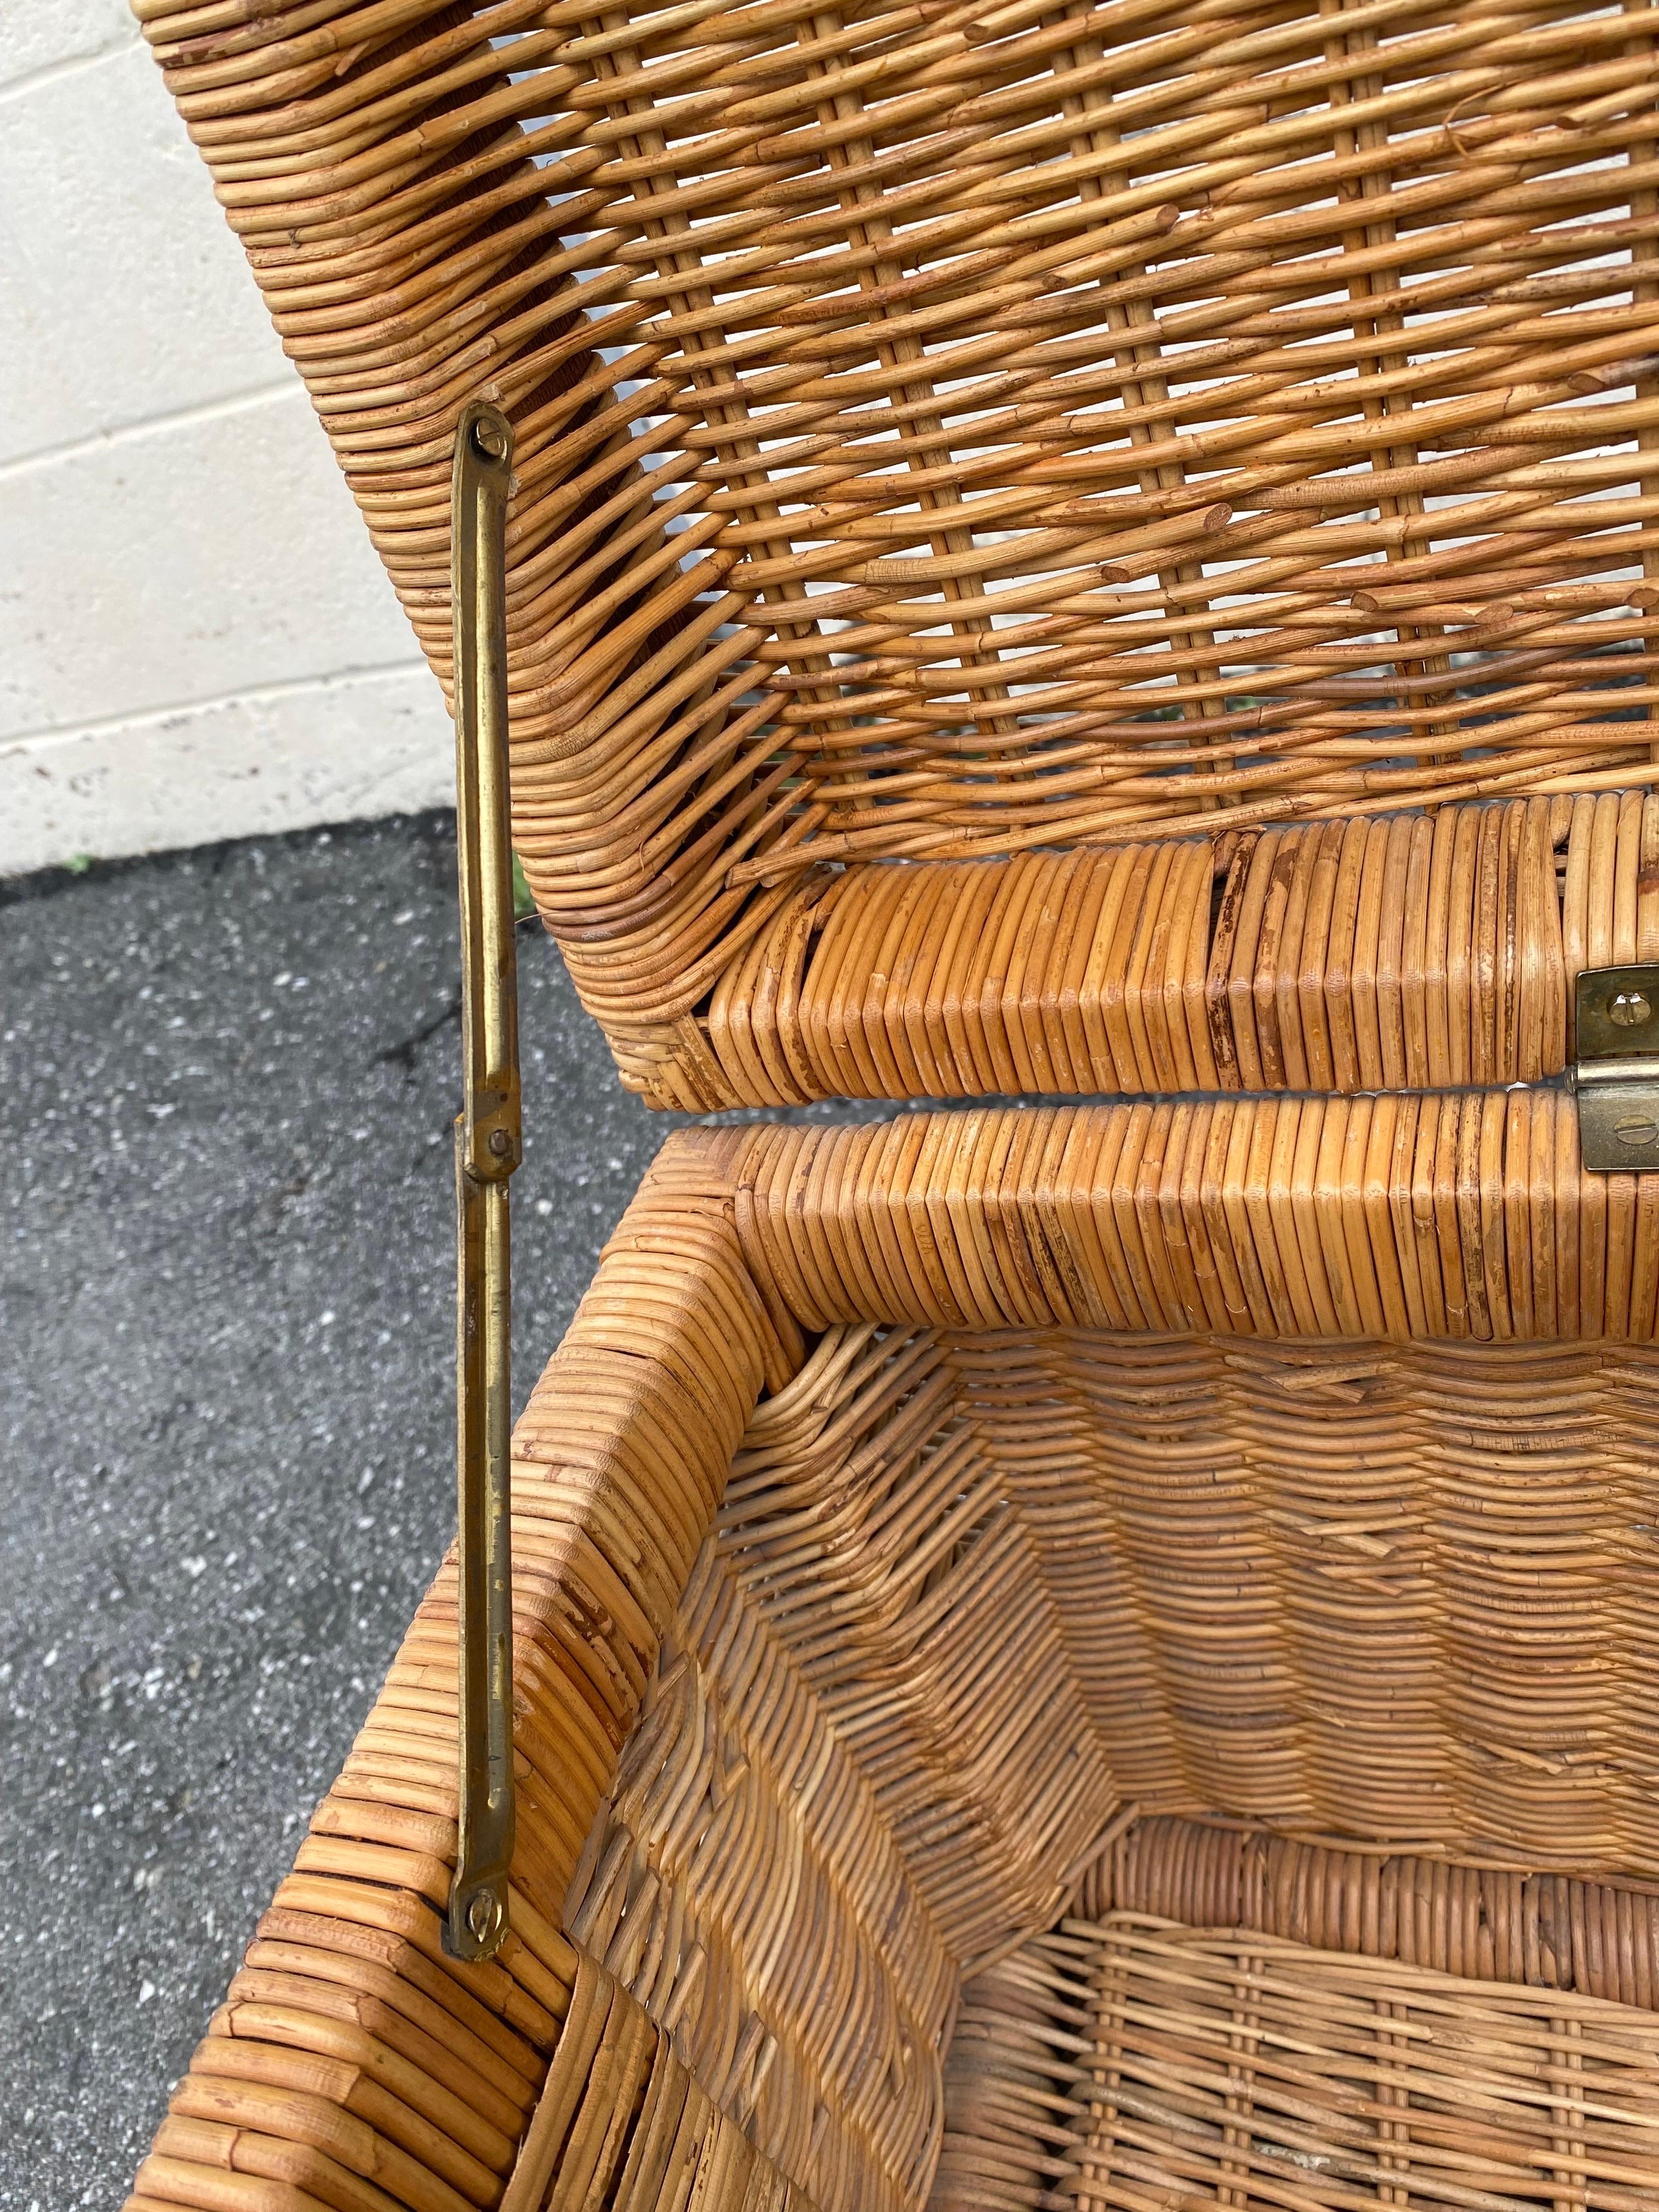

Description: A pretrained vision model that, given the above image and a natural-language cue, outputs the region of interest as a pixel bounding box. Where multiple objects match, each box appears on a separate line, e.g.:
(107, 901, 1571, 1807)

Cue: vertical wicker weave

(124, 1, 1659, 2203)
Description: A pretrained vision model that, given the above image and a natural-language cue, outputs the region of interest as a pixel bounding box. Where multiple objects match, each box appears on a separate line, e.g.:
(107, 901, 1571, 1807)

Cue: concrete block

(1, 388, 421, 740)
(1, 36, 290, 464)
(0, 664, 453, 874)
(3, 0, 138, 94)
(0, 0, 464, 871)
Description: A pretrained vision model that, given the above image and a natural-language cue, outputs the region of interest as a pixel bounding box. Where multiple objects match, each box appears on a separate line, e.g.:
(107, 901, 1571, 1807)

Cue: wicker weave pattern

(495, 1952, 813, 2212)
(735, 1093, 1659, 1339)
(579, 1310, 1659, 1936)
(1081, 1815, 1659, 2010)
(126, 1118, 1659, 2212)
(934, 1914, 1659, 2211)
(561, 1200, 1659, 2197)
(140, 1950, 811, 2212)
(139, 0, 1659, 1103)
(707, 1325, 1118, 1959)
(952, 1331, 1659, 1866)
(128, 1143, 781, 2212)
(713, 791, 1659, 1105)
(565, 1545, 960, 2212)
(555, 1321, 1659, 2204)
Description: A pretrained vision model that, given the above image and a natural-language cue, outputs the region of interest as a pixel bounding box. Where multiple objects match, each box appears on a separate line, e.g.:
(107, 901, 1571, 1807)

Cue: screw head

(488, 1128, 512, 1159)
(466, 1889, 501, 1945)
(1615, 1114, 1659, 1150)
(471, 414, 508, 462)
(1610, 988, 1651, 1028)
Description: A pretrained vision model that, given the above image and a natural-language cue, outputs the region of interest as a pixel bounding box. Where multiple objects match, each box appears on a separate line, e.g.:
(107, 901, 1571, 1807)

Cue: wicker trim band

(733, 1091, 1659, 1340)
(710, 790, 1659, 1108)
(1078, 1814, 1659, 2011)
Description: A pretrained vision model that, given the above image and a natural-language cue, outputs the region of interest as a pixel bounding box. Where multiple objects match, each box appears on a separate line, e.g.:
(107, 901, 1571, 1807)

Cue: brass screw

(1609, 989, 1651, 1028)
(472, 415, 508, 462)
(466, 1889, 501, 1944)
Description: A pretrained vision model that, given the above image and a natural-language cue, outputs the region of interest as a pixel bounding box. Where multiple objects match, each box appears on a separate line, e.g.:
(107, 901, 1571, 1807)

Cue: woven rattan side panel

(934, 1916, 1659, 2210)
(496, 1952, 818, 2212)
(951, 1331, 1659, 1869)
(562, 1324, 1121, 2212)
(570, 1311, 1659, 1951)
(140, 2, 1659, 1102)
(566, 1545, 959, 2212)
(555, 1305, 1659, 2205)
(125, 1114, 1659, 2212)
(126, 1143, 805, 2212)
(936, 1816, 1659, 2208)
(1081, 1815, 1659, 2006)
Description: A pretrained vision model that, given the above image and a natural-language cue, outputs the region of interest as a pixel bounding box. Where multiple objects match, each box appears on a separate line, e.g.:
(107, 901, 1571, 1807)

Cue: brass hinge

(1572, 966, 1659, 1172)
(447, 400, 518, 1963)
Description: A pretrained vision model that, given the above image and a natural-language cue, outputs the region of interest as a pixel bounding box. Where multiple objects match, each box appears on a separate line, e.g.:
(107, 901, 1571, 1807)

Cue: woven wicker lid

(140, 0, 1659, 1108)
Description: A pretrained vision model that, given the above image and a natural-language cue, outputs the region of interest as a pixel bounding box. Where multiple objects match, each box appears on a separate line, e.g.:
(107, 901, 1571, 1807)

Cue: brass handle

(448, 401, 518, 1962)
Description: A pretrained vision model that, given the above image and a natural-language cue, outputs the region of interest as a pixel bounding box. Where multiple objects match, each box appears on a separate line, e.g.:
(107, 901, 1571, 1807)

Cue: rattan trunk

(129, 1111, 1659, 2212)
(127, 0, 1659, 2204)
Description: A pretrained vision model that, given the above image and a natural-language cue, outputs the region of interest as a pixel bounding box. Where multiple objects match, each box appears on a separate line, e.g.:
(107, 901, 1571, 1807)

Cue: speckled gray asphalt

(0, 816, 875, 2212)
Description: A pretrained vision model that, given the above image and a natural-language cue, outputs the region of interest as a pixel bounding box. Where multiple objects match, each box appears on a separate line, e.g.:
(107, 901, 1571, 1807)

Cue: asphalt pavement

(0, 815, 866, 2210)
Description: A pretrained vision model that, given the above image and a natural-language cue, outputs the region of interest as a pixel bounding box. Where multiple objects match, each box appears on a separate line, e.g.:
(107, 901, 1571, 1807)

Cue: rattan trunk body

(129, 1112, 1659, 2212)
(127, 0, 1659, 2204)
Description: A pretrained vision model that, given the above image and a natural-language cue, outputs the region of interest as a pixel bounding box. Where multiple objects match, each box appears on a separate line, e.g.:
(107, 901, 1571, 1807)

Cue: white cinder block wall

(0, 0, 453, 876)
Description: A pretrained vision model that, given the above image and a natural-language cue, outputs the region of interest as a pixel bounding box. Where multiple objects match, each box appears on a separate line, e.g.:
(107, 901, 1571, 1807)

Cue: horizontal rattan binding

(1076, 1815, 1659, 2007)
(128, 1115, 1659, 2212)
(712, 789, 1659, 1108)
(139, 0, 1659, 1105)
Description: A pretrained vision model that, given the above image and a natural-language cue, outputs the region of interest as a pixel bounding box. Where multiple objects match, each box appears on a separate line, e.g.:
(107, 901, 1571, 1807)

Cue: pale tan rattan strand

(128, 1116, 1659, 2212)
(137, 0, 1659, 1103)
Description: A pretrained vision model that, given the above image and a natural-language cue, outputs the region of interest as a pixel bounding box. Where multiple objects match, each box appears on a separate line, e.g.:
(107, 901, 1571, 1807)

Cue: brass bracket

(1572, 965, 1659, 1172)
(447, 400, 518, 1963)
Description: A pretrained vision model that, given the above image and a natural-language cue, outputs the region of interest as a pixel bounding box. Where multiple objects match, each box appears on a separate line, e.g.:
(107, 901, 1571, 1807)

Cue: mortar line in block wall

(1, 659, 437, 757)
(0, 31, 140, 108)
(0, 380, 302, 486)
